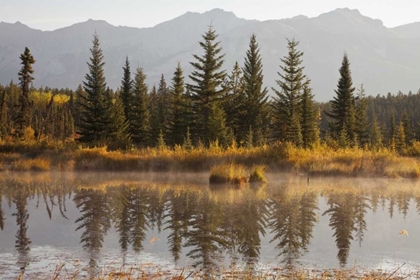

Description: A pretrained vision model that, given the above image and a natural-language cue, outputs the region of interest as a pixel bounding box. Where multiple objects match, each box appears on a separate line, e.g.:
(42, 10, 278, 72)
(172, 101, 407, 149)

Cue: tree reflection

(13, 190, 31, 272)
(184, 192, 230, 275)
(269, 188, 318, 266)
(224, 190, 269, 269)
(74, 188, 111, 277)
(322, 192, 371, 267)
(128, 187, 150, 253)
(0, 188, 4, 231)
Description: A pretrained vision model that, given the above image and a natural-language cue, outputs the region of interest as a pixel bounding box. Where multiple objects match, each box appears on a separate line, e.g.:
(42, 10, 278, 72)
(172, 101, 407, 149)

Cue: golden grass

(1, 141, 420, 178)
(209, 163, 249, 185)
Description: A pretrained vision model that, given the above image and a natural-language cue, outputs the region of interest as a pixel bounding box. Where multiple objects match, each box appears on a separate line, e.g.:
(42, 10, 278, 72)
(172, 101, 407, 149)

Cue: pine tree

(120, 56, 133, 121)
(130, 68, 150, 147)
(300, 81, 320, 148)
(16, 47, 35, 137)
(272, 39, 307, 146)
(241, 34, 270, 146)
(0, 88, 8, 138)
(78, 34, 112, 144)
(325, 54, 356, 145)
(188, 26, 227, 145)
(168, 63, 188, 146)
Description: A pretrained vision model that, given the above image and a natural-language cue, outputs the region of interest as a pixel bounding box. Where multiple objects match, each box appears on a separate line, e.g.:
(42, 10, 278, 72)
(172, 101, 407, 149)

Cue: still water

(0, 172, 419, 278)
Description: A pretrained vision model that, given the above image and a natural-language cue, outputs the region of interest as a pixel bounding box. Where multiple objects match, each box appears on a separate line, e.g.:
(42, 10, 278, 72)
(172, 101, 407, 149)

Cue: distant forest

(0, 27, 419, 153)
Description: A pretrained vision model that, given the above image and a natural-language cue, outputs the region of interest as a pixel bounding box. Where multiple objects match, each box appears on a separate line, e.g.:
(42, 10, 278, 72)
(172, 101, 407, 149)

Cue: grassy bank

(1, 141, 420, 178)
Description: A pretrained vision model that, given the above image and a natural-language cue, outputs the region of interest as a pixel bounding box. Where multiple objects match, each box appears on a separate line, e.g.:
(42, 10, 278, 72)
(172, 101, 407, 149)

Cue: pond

(0, 172, 419, 279)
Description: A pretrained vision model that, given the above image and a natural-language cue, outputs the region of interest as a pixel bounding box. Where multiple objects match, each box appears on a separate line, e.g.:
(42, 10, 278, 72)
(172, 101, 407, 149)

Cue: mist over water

(0, 172, 418, 278)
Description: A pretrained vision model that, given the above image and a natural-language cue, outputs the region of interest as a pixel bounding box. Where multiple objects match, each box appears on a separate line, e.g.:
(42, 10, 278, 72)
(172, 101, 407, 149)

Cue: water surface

(0, 172, 419, 278)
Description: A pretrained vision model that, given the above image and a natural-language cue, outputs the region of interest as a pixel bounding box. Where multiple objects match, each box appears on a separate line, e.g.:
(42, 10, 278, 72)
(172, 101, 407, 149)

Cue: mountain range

(1, 8, 420, 101)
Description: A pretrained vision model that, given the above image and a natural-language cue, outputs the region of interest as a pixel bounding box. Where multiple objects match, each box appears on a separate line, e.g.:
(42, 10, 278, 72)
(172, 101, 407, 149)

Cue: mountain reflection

(1, 175, 420, 274)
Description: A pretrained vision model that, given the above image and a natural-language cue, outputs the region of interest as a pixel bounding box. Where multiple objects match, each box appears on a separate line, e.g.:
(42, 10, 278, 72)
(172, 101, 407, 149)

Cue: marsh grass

(209, 163, 249, 185)
(1, 141, 420, 177)
(28, 262, 417, 280)
(249, 165, 267, 183)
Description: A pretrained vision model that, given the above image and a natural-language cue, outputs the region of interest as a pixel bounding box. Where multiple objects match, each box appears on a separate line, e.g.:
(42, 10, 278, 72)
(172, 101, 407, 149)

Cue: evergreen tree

(402, 111, 414, 145)
(108, 93, 131, 149)
(130, 68, 150, 147)
(369, 115, 383, 150)
(78, 34, 112, 144)
(354, 84, 369, 147)
(120, 56, 133, 121)
(168, 63, 188, 146)
(223, 62, 245, 143)
(389, 112, 397, 151)
(241, 34, 270, 146)
(272, 39, 307, 146)
(188, 26, 227, 145)
(150, 74, 169, 146)
(326, 54, 356, 145)
(300, 81, 320, 148)
(16, 47, 36, 137)
(0, 88, 8, 138)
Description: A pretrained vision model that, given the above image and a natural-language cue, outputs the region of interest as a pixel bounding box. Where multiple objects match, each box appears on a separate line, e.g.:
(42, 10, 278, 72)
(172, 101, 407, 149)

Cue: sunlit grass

(1, 141, 420, 177)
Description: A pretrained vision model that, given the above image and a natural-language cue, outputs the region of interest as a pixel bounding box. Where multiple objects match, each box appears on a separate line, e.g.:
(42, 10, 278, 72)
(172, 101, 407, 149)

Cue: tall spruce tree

(300, 81, 320, 148)
(130, 68, 150, 147)
(168, 63, 188, 146)
(325, 54, 356, 145)
(241, 34, 270, 146)
(272, 39, 307, 146)
(78, 34, 112, 144)
(120, 56, 133, 121)
(188, 26, 227, 145)
(16, 47, 35, 137)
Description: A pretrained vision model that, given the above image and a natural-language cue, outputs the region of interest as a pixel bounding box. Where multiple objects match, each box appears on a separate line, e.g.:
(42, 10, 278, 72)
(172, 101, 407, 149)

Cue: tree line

(1, 27, 420, 152)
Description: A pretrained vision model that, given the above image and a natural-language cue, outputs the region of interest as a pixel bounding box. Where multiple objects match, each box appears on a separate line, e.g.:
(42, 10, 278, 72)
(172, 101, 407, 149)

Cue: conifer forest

(1, 27, 420, 175)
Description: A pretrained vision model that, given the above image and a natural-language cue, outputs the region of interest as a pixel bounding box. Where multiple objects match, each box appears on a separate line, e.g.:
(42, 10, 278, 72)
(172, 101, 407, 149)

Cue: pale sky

(0, 0, 419, 30)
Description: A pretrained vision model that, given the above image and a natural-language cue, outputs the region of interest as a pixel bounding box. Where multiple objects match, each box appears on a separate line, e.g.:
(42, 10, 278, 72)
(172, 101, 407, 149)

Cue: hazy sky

(1, 0, 419, 30)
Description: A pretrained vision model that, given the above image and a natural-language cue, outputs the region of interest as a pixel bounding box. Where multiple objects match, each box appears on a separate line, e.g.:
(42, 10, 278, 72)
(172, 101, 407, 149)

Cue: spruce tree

(369, 116, 383, 150)
(168, 63, 188, 146)
(272, 39, 307, 146)
(16, 47, 35, 137)
(241, 34, 270, 146)
(120, 56, 133, 121)
(150, 74, 169, 146)
(78, 34, 112, 144)
(223, 62, 245, 143)
(130, 68, 150, 147)
(325, 54, 356, 145)
(402, 111, 414, 145)
(108, 94, 131, 149)
(354, 84, 369, 148)
(188, 26, 227, 145)
(300, 81, 320, 148)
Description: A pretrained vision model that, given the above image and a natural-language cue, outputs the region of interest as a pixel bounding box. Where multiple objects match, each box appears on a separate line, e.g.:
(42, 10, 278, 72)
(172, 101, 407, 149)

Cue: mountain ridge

(1, 8, 420, 101)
